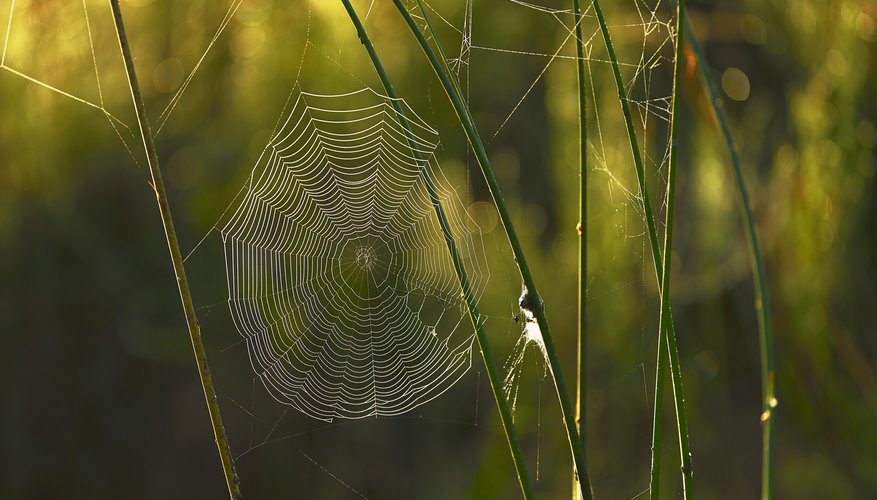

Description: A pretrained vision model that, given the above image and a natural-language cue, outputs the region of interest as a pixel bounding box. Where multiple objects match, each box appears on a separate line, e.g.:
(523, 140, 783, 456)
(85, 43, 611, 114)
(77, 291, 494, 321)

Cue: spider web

(418, 0, 679, 495)
(0, 0, 243, 167)
(1, 0, 680, 496)
(221, 88, 490, 422)
(418, 0, 677, 382)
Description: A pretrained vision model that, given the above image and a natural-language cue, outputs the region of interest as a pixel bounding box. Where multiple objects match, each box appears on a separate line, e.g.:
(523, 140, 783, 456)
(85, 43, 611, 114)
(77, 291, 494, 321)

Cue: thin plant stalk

(681, 10, 776, 498)
(339, 1, 534, 498)
(109, 2, 241, 499)
(591, 0, 662, 274)
(588, 0, 692, 495)
(651, 0, 692, 497)
(649, 316, 669, 498)
(571, 0, 593, 498)
(393, 2, 591, 498)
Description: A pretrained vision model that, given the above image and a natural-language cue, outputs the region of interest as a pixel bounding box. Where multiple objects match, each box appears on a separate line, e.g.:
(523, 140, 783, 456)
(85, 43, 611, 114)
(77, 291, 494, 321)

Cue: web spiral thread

(222, 88, 489, 422)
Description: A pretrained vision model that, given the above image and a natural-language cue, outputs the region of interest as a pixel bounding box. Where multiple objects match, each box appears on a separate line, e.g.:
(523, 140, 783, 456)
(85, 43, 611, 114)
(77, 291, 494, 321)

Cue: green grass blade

(109, 2, 242, 498)
(654, 0, 693, 497)
(591, 0, 663, 276)
(341, 0, 534, 499)
(589, 0, 692, 496)
(572, 0, 593, 498)
(339, 2, 534, 498)
(392, 1, 592, 498)
(681, 9, 776, 499)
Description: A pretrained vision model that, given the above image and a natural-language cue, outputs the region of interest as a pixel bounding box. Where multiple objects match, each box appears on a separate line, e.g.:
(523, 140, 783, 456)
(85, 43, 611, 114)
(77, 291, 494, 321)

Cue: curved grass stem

(589, 0, 692, 497)
(653, 0, 693, 497)
(339, 1, 534, 498)
(681, 9, 775, 499)
(392, 1, 592, 498)
(109, 2, 241, 498)
(572, 0, 593, 498)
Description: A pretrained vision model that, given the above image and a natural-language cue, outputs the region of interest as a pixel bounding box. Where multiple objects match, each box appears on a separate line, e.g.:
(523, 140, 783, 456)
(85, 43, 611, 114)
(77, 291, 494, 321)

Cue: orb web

(221, 88, 489, 422)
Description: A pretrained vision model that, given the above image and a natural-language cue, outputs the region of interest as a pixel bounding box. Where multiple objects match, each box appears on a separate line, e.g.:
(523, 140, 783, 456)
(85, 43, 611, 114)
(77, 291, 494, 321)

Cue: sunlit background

(1, 0, 875, 498)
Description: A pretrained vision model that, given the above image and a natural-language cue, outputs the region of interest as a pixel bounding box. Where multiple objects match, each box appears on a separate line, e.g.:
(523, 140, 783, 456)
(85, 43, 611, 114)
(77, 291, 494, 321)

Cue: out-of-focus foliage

(0, 0, 874, 498)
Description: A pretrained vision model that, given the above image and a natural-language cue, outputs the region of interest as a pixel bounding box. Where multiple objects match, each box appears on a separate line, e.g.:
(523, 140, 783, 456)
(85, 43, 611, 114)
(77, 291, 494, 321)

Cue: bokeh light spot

(856, 12, 877, 42)
(825, 49, 848, 77)
(152, 57, 183, 94)
(722, 67, 751, 101)
(740, 15, 768, 45)
(231, 26, 266, 59)
(467, 201, 499, 233)
(856, 120, 876, 149)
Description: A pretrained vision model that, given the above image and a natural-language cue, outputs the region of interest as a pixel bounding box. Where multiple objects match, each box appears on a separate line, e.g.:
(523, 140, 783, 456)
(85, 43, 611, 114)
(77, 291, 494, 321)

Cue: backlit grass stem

(572, 0, 593, 498)
(109, 1, 241, 499)
(589, 0, 692, 496)
(393, 2, 592, 498)
(339, 2, 535, 498)
(681, 9, 776, 498)
(651, 0, 693, 497)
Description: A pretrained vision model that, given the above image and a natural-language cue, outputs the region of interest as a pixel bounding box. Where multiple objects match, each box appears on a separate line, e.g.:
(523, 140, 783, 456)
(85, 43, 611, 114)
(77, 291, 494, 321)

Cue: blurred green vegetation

(0, 0, 875, 498)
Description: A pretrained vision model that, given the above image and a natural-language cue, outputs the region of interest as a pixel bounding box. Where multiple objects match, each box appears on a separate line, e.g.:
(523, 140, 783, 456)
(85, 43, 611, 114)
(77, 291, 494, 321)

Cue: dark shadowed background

(1, 0, 875, 498)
